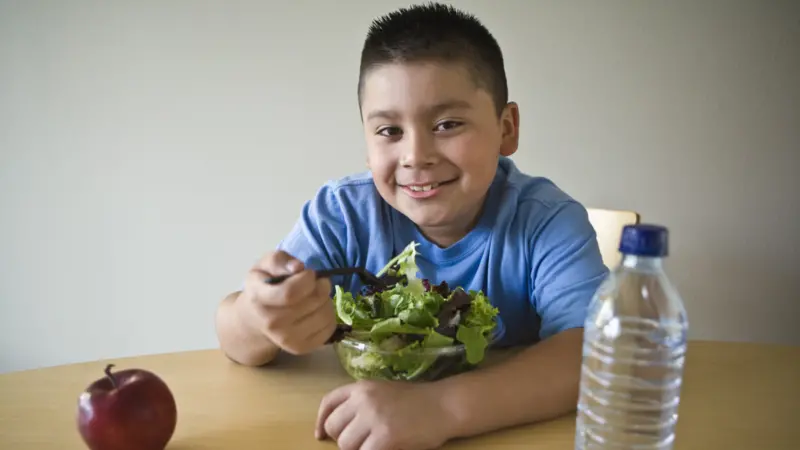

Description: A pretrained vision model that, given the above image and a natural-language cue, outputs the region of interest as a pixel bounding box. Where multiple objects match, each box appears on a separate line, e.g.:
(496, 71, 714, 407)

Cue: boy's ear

(499, 102, 520, 157)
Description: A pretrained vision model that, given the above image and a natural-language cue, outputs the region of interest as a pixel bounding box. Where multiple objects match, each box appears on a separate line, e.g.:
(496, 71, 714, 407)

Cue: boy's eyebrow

(428, 100, 472, 116)
(366, 100, 473, 121)
(366, 109, 399, 121)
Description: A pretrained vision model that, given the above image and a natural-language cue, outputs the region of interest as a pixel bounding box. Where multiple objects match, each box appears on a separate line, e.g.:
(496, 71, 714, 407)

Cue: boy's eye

(434, 120, 463, 132)
(377, 126, 403, 137)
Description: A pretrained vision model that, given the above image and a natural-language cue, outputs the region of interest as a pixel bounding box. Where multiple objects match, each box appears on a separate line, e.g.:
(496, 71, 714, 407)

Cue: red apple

(77, 364, 177, 450)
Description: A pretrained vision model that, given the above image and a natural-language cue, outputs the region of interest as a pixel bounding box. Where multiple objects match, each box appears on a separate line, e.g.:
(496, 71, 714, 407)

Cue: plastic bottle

(575, 224, 689, 449)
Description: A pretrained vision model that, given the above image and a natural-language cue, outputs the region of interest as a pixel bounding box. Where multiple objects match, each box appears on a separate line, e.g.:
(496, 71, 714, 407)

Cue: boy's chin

(402, 210, 459, 230)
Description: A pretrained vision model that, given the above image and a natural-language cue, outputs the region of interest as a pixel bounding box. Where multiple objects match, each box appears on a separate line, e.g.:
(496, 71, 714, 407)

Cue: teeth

(409, 182, 440, 192)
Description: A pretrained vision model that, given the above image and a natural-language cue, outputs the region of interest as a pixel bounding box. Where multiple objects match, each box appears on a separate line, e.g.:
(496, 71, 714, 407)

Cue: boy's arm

(439, 201, 608, 438)
(439, 327, 583, 437)
(215, 184, 350, 365)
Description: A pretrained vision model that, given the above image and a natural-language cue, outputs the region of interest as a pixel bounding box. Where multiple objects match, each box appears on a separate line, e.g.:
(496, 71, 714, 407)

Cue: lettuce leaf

(333, 241, 499, 381)
(456, 325, 490, 365)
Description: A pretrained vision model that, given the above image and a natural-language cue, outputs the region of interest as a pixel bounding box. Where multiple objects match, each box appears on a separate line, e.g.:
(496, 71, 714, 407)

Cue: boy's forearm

(215, 291, 281, 366)
(439, 327, 584, 439)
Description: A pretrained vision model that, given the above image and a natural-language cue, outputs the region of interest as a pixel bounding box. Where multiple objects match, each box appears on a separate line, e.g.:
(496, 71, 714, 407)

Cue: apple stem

(104, 364, 117, 389)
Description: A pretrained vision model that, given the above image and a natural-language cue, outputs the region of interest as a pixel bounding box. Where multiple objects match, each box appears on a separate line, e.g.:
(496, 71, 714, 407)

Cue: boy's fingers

(250, 269, 317, 307)
(316, 384, 357, 439)
(299, 307, 337, 348)
(265, 288, 330, 324)
(280, 269, 318, 304)
(258, 291, 334, 343)
(290, 287, 334, 323)
(255, 250, 304, 276)
(334, 417, 370, 450)
(314, 277, 332, 299)
(320, 398, 357, 442)
(360, 432, 389, 450)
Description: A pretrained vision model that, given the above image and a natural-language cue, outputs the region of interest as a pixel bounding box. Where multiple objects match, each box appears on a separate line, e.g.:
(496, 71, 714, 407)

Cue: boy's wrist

(434, 375, 475, 440)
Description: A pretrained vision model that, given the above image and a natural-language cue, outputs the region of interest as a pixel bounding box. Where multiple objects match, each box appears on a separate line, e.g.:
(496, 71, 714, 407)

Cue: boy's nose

(400, 132, 438, 168)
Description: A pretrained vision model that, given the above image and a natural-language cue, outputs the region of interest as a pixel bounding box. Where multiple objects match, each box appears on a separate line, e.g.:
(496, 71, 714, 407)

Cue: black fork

(264, 267, 389, 290)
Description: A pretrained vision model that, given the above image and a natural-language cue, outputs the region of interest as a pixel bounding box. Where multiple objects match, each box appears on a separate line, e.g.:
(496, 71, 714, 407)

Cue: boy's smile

(398, 177, 457, 199)
(360, 61, 519, 247)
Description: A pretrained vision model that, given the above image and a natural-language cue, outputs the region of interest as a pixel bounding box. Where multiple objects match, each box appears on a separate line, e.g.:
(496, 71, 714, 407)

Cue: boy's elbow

(223, 347, 280, 368)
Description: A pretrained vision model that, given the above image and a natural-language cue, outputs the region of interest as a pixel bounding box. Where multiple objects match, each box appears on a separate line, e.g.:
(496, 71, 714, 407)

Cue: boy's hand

(316, 380, 452, 450)
(237, 251, 336, 355)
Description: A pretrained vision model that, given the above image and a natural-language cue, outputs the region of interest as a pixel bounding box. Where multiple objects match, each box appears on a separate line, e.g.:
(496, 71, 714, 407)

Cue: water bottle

(575, 224, 688, 449)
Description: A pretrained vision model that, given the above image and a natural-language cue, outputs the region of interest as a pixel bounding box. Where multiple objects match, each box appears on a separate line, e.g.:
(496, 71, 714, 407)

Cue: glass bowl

(333, 336, 483, 382)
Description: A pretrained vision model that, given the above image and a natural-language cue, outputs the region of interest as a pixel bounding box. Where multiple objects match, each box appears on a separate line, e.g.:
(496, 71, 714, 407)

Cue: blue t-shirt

(276, 157, 608, 347)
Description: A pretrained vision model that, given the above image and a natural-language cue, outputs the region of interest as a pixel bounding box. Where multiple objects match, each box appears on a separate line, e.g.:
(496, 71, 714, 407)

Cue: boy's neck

(417, 196, 487, 248)
(417, 225, 470, 248)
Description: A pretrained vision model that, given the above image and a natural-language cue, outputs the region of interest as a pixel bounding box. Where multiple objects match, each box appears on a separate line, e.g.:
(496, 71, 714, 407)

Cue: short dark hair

(358, 2, 508, 116)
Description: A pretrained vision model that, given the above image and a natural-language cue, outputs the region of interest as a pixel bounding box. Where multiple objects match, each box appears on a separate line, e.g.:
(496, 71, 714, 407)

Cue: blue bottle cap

(619, 224, 669, 257)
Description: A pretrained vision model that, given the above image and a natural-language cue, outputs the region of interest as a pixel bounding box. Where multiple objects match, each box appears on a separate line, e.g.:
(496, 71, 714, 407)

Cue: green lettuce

(332, 241, 499, 381)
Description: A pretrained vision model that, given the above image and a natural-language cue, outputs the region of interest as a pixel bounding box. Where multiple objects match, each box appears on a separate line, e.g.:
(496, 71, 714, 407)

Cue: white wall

(1, 0, 798, 373)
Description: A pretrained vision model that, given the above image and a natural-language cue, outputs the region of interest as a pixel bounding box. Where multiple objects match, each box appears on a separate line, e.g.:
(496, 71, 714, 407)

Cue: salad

(330, 242, 499, 381)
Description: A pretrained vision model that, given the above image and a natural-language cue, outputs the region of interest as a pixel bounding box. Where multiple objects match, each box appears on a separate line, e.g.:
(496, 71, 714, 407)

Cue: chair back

(586, 208, 641, 268)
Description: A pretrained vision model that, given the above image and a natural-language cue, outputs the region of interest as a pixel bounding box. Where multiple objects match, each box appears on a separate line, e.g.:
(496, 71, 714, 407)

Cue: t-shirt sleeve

(530, 201, 609, 340)
(275, 183, 350, 272)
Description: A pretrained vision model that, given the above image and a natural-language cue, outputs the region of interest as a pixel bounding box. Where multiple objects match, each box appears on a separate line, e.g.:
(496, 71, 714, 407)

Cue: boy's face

(360, 61, 519, 246)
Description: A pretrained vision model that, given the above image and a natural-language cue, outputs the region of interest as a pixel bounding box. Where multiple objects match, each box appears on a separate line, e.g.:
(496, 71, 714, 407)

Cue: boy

(215, 3, 608, 449)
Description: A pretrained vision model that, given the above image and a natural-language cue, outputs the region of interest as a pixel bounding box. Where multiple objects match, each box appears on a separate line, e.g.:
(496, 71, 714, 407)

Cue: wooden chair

(586, 208, 641, 268)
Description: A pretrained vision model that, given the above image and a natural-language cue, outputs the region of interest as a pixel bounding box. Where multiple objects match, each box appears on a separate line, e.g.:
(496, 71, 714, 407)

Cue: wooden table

(1, 340, 798, 449)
